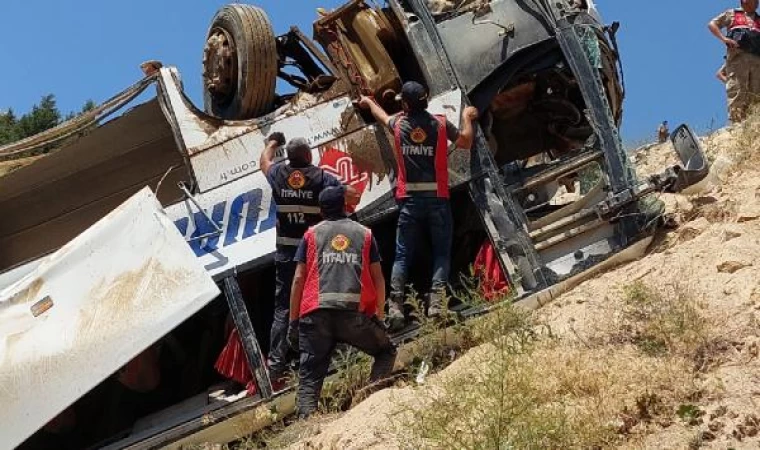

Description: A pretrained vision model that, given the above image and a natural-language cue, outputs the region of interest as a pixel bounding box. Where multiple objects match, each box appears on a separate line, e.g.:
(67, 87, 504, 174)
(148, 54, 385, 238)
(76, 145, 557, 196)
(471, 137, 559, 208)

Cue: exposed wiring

(154, 165, 178, 197)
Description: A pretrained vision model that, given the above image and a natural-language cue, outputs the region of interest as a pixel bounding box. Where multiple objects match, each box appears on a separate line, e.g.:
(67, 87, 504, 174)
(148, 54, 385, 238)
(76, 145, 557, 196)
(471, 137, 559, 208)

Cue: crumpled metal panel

(188, 97, 361, 192)
(435, 0, 555, 92)
(0, 188, 220, 449)
(0, 100, 184, 274)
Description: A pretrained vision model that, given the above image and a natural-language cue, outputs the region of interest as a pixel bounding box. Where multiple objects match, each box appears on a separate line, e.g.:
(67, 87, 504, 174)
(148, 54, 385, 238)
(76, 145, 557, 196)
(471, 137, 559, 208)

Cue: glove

(287, 320, 300, 351)
(266, 132, 286, 147)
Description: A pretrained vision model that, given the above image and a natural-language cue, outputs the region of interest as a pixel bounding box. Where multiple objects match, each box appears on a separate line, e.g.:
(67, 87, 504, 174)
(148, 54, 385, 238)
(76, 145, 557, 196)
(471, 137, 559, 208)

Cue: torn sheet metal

(0, 99, 183, 274)
(186, 96, 360, 193)
(0, 188, 220, 449)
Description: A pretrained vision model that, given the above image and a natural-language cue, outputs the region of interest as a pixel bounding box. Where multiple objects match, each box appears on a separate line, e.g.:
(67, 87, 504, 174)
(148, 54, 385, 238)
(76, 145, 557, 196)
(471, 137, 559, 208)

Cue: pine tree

(65, 99, 96, 121)
(16, 94, 61, 139)
(80, 99, 96, 113)
(0, 96, 98, 151)
(0, 109, 20, 146)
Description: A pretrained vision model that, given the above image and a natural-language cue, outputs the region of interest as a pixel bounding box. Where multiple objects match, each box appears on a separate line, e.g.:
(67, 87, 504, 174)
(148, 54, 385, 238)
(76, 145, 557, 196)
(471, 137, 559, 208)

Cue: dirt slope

(283, 124, 760, 450)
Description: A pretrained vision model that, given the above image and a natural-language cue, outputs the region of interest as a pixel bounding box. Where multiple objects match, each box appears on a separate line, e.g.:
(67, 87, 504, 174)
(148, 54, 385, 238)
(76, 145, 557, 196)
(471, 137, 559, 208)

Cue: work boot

(427, 290, 445, 319)
(386, 296, 406, 332)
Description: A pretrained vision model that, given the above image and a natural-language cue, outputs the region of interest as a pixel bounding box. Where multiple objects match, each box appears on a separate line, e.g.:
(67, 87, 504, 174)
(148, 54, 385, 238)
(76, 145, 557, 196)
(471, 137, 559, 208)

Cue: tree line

(0, 95, 96, 148)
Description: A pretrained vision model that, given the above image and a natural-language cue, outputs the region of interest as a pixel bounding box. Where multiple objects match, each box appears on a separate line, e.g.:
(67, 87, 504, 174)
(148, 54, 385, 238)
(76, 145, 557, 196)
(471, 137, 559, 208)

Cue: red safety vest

(393, 114, 450, 199)
(730, 9, 760, 32)
(299, 219, 377, 318)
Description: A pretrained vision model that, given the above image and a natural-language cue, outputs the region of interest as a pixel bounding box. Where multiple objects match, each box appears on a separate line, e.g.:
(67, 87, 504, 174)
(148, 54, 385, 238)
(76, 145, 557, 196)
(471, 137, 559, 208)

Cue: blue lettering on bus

(174, 188, 277, 257)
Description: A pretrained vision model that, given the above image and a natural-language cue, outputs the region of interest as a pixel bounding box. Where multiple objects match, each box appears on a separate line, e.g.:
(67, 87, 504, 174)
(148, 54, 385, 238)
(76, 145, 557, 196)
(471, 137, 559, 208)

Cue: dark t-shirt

(295, 227, 381, 264)
(265, 160, 341, 190)
(265, 161, 341, 243)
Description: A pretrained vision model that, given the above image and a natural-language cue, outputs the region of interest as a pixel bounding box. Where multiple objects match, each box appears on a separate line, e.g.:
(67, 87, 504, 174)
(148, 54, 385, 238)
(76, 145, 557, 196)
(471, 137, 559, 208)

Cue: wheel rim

(203, 27, 239, 106)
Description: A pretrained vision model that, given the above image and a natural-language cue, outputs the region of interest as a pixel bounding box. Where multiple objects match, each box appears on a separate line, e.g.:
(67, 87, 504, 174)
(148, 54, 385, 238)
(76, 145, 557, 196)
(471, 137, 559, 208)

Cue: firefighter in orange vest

(359, 81, 478, 331)
(709, 0, 760, 122)
(288, 185, 396, 418)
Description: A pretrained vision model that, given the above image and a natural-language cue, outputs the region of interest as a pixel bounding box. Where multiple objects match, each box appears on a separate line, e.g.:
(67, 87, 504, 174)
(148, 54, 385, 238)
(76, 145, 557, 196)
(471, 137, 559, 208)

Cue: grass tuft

(612, 281, 713, 364)
(726, 103, 760, 168)
(394, 280, 716, 449)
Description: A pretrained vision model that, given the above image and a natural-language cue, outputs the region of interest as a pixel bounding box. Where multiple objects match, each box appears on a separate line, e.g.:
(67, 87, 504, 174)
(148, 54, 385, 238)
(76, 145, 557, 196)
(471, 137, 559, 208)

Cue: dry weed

(401, 290, 469, 372)
(606, 281, 713, 362)
(394, 280, 718, 449)
(318, 349, 372, 414)
(725, 104, 760, 168)
(395, 337, 698, 449)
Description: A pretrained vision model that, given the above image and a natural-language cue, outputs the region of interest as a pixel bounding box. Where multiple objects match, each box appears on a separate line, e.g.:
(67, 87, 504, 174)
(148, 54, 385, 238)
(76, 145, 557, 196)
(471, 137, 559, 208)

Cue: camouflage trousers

(726, 50, 760, 123)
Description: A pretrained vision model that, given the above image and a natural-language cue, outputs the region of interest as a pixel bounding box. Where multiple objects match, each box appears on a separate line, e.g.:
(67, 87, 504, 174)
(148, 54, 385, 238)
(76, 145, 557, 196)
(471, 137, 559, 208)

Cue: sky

(0, 1, 737, 144)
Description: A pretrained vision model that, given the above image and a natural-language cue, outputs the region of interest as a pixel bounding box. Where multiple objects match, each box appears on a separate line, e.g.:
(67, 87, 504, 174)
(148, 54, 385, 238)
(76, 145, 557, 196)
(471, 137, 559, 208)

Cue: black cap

(319, 185, 346, 218)
(398, 81, 428, 111)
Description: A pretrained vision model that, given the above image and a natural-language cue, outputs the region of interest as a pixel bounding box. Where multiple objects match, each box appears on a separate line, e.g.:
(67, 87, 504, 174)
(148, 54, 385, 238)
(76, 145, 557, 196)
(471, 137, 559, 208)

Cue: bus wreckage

(0, 0, 709, 448)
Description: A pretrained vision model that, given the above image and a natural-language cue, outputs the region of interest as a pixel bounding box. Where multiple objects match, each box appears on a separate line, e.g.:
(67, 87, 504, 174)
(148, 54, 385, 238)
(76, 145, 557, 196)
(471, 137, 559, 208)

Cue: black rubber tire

(203, 4, 278, 120)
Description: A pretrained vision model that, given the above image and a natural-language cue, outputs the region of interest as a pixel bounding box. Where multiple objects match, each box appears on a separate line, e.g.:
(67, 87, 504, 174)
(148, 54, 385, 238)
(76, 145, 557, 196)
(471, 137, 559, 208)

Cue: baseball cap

(319, 185, 346, 218)
(397, 81, 429, 110)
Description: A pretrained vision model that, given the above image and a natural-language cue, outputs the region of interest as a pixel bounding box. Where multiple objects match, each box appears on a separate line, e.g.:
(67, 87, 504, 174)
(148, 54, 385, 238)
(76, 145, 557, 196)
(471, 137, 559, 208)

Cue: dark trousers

(297, 309, 397, 417)
(268, 245, 298, 379)
(390, 197, 453, 298)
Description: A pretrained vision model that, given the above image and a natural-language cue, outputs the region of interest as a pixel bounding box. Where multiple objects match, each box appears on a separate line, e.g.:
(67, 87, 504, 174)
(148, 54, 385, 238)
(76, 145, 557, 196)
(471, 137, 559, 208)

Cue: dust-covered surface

(0, 189, 220, 448)
(0, 155, 41, 178)
(425, 0, 484, 15)
(273, 121, 760, 449)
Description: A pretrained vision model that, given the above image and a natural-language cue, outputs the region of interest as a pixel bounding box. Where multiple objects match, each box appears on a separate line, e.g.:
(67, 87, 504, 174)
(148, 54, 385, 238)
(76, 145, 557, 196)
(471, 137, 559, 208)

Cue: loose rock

(717, 260, 752, 274)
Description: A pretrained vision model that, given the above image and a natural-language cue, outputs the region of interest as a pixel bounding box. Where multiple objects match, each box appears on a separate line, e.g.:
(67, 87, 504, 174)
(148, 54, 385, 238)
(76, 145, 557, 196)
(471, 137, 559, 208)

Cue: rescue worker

(288, 185, 396, 418)
(657, 121, 669, 144)
(260, 133, 358, 387)
(709, 0, 760, 122)
(358, 81, 478, 330)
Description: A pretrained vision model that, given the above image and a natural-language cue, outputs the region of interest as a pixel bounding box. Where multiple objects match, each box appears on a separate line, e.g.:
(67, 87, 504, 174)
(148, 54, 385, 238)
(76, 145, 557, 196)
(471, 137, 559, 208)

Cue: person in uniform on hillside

(358, 81, 478, 331)
(657, 121, 669, 144)
(709, 0, 760, 122)
(288, 186, 396, 418)
(260, 133, 358, 388)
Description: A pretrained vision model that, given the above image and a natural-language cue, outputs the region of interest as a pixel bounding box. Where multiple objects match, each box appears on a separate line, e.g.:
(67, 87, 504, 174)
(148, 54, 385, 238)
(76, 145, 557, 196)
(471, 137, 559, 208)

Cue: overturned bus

(0, 0, 708, 448)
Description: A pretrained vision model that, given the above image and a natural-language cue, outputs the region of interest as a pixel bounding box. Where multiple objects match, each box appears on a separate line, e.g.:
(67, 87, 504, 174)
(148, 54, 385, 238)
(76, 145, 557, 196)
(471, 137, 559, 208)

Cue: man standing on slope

(657, 121, 669, 144)
(709, 0, 760, 122)
(289, 186, 396, 418)
(359, 81, 478, 331)
(260, 133, 358, 388)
